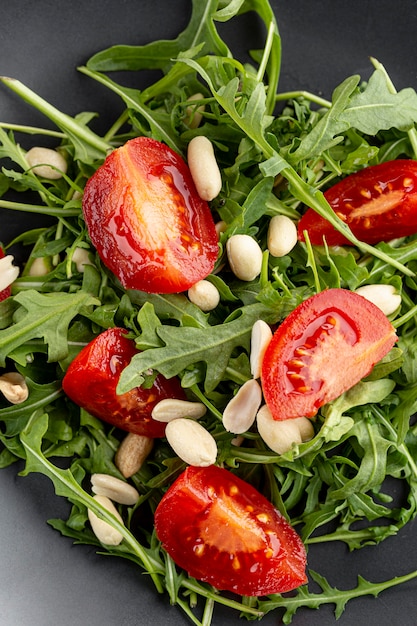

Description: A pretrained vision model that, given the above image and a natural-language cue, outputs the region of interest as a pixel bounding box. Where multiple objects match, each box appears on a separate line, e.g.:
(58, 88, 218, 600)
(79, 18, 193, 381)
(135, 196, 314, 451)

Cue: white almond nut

(152, 398, 207, 422)
(215, 220, 227, 238)
(165, 418, 217, 467)
(115, 433, 154, 478)
(296, 416, 316, 442)
(27, 256, 52, 277)
(185, 93, 206, 129)
(0, 254, 19, 291)
(222, 379, 262, 434)
(72, 247, 93, 273)
(91, 473, 139, 506)
(26, 146, 67, 179)
(355, 284, 401, 316)
(88, 495, 124, 546)
(0, 372, 28, 404)
(250, 320, 273, 379)
(267, 214, 298, 257)
(187, 136, 222, 201)
(256, 405, 314, 454)
(226, 234, 263, 281)
(188, 279, 220, 311)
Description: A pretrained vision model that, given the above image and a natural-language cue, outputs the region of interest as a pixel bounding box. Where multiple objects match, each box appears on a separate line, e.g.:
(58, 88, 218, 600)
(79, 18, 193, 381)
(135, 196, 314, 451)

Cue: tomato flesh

(62, 327, 186, 437)
(82, 136, 219, 293)
(261, 289, 397, 421)
(154, 465, 307, 596)
(298, 159, 417, 245)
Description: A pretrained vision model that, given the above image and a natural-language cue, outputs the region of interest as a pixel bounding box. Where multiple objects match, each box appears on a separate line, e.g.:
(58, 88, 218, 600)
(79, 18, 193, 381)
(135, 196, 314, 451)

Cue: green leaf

(0, 379, 61, 436)
(341, 69, 417, 134)
(288, 75, 359, 163)
(118, 303, 276, 393)
(0, 290, 99, 366)
(86, 0, 230, 73)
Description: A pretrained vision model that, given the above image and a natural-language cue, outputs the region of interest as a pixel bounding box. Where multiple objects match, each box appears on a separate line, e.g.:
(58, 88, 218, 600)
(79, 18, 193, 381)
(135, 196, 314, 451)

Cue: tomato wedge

(261, 289, 397, 421)
(154, 465, 307, 596)
(62, 327, 186, 437)
(82, 136, 219, 293)
(298, 160, 417, 245)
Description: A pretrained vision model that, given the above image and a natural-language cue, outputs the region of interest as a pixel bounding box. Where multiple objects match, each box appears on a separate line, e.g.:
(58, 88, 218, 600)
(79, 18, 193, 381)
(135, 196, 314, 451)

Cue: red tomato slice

(82, 136, 218, 293)
(154, 465, 307, 596)
(298, 159, 417, 245)
(261, 289, 397, 421)
(62, 327, 186, 437)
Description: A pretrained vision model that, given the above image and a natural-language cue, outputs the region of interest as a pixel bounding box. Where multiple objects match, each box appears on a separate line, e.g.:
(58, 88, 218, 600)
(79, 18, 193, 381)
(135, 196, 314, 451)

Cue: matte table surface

(1, 2, 417, 625)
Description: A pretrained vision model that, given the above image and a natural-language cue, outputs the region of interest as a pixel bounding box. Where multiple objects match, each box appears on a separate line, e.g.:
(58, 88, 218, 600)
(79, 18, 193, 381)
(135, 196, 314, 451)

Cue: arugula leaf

(341, 68, 417, 134)
(0, 290, 99, 366)
(118, 303, 276, 393)
(258, 569, 417, 624)
(86, 0, 230, 73)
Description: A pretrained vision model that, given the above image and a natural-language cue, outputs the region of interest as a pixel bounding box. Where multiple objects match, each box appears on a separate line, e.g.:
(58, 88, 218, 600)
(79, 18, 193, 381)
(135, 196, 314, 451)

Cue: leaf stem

(0, 77, 110, 156)
(0, 199, 80, 217)
(0, 122, 65, 137)
(275, 90, 332, 109)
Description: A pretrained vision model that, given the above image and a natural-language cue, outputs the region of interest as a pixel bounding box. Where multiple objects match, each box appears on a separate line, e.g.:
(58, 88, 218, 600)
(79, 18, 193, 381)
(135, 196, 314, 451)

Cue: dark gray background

(1, 2, 417, 625)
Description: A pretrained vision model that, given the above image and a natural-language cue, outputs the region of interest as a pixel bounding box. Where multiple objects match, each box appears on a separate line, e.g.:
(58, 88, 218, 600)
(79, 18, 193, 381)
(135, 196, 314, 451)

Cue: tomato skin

(261, 289, 397, 421)
(298, 160, 417, 245)
(62, 327, 186, 438)
(154, 465, 307, 596)
(82, 136, 218, 293)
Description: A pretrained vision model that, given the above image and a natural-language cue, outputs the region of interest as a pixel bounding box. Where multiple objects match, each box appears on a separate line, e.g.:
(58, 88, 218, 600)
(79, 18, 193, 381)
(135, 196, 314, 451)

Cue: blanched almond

(226, 234, 263, 281)
(151, 398, 207, 422)
(256, 405, 314, 454)
(250, 320, 273, 378)
(188, 279, 220, 311)
(91, 473, 139, 506)
(185, 93, 205, 129)
(26, 146, 67, 179)
(165, 418, 217, 466)
(187, 136, 222, 201)
(355, 284, 401, 316)
(0, 254, 19, 291)
(88, 495, 124, 546)
(222, 379, 262, 434)
(0, 372, 28, 404)
(267, 214, 298, 257)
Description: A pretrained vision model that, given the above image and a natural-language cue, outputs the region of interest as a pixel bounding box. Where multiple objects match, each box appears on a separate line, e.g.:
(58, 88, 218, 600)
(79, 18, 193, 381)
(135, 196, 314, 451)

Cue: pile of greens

(2, 0, 417, 623)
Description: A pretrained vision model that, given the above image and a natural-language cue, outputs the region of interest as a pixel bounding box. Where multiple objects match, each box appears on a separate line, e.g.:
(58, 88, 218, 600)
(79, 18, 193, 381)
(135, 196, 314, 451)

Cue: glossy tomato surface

(298, 160, 417, 245)
(154, 465, 307, 596)
(62, 327, 185, 437)
(261, 289, 397, 421)
(82, 136, 219, 293)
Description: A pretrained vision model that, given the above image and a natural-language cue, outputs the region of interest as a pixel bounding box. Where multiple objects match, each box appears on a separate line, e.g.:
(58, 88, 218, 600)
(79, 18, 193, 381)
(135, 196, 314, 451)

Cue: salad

(1, 0, 417, 624)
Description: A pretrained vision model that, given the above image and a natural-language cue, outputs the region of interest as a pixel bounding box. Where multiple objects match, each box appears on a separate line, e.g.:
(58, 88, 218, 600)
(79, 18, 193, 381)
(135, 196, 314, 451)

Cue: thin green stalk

(180, 579, 264, 618)
(276, 90, 331, 109)
(0, 199, 80, 217)
(393, 302, 417, 329)
(256, 21, 276, 84)
(0, 122, 65, 137)
(103, 109, 130, 144)
(0, 77, 110, 156)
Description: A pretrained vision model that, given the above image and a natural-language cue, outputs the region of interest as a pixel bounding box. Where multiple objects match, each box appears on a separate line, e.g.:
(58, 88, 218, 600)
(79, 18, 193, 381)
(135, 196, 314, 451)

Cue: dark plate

(1, 2, 417, 625)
